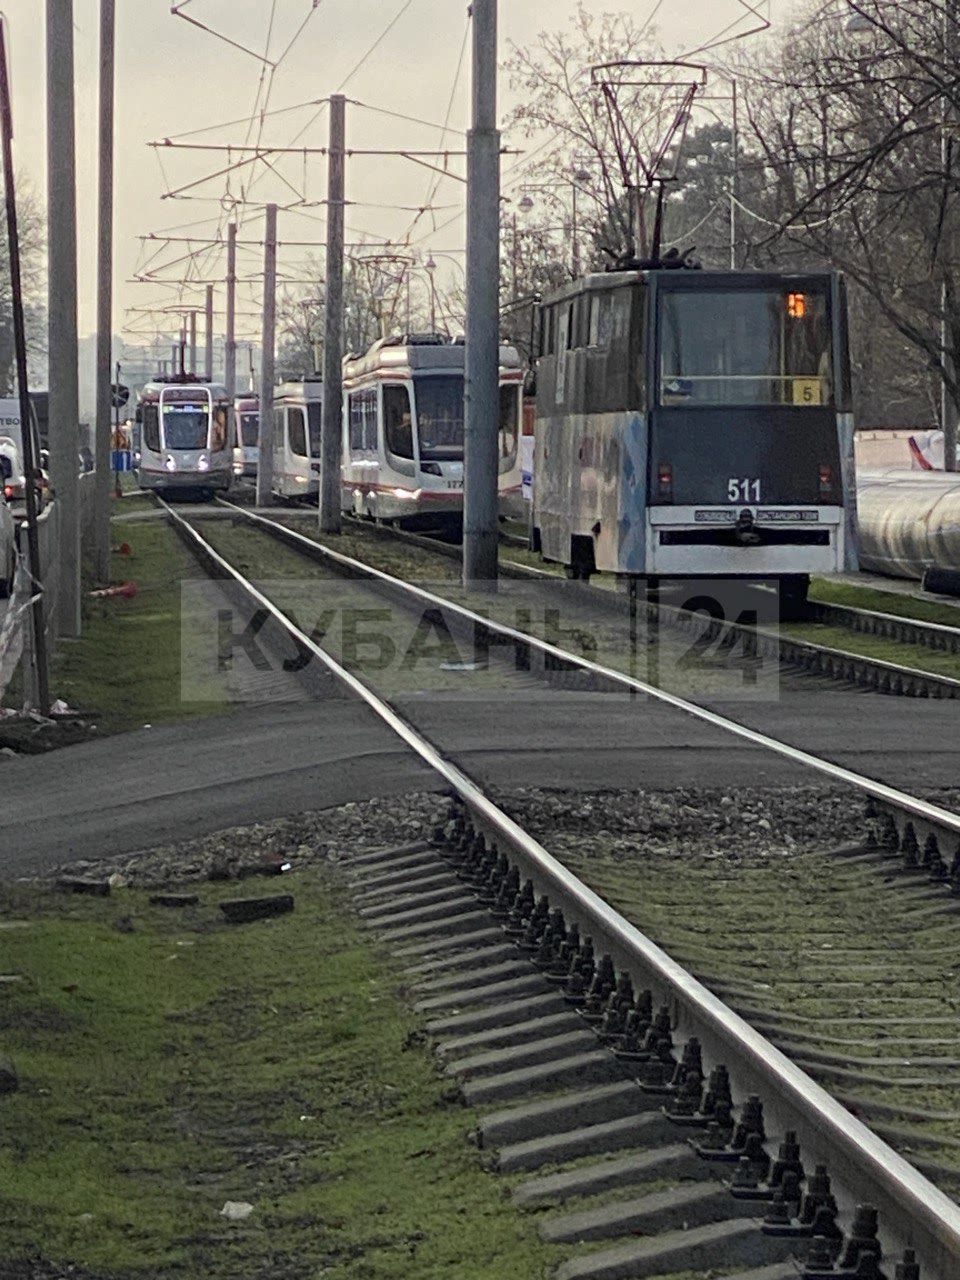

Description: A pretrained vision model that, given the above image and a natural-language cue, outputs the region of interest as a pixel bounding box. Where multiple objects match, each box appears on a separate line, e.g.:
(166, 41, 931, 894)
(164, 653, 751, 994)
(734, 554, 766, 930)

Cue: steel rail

(338, 515, 960, 698)
(165, 496, 960, 1277)
(218, 499, 960, 855)
(809, 598, 960, 655)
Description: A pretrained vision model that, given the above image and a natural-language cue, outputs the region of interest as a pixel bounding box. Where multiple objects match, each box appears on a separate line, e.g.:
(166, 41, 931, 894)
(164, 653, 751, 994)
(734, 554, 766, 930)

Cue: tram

(532, 268, 859, 612)
(271, 378, 322, 500)
(341, 334, 524, 532)
(233, 395, 259, 481)
(134, 376, 232, 496)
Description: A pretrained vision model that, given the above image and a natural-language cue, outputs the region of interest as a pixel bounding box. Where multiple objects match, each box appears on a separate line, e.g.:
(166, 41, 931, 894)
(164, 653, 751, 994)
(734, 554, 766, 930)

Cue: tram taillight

(657, 463, 673, 501)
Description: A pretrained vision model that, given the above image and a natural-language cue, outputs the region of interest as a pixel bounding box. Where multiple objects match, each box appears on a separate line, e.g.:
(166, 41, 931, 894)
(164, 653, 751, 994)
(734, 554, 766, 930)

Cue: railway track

(159, 494, 960, 1278)
(311, 512, 960, 701)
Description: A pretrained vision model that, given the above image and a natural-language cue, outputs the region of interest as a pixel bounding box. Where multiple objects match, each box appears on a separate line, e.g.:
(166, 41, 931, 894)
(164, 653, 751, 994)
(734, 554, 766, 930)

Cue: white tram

(135, 377, 232, 496)
(271, 378, 323, 501)
(232, 395, 259, 481)
(341, 334, 524, 532)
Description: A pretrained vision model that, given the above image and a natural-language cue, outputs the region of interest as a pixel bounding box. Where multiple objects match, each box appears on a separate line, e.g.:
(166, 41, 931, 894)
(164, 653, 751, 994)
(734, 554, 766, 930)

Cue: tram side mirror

(0, 456, 11, 480)
(39, 449, 50, 470)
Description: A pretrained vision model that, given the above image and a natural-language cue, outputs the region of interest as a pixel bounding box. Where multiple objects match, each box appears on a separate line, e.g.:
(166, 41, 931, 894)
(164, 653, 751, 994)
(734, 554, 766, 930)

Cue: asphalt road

(2, 683, 958, 876)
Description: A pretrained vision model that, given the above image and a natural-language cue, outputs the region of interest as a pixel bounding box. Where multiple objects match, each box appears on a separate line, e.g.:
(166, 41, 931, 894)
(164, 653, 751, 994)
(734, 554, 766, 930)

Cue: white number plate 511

(728, 477, 761, 502)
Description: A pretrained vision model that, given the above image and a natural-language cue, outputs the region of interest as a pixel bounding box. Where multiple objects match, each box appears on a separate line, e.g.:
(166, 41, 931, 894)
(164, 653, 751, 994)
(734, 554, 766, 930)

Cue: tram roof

(540, 267, 841, 308)
(138, 379, 229, 401)
(343, 334, 521, 382)
(274, 377, 324, 404)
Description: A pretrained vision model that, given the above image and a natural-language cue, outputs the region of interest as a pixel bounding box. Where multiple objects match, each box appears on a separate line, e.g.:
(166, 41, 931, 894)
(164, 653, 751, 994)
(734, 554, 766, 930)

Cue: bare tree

(738, 0, 960, 440)
(0, 173, 45, 394)
(276, 254, 382, 379)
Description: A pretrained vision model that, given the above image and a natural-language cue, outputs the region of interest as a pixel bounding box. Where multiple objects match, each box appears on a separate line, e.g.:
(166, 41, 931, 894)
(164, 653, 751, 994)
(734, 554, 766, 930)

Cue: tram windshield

(414, 374, 464, 460)
(659, 288, 833, 407)
(238, 412, 259, 447)
(162, 403, 210, 450)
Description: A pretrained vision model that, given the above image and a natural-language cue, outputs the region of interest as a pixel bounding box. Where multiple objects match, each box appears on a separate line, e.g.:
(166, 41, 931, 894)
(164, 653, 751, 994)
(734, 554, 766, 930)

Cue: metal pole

(730, 78, 738, 270)
(571, 183, 580, 278)
(204, 285, 214, 382)
(511, 212, 519, 299)
(463, 0, 501, 588)
(46, 0, 81, 638)
(189, 310, 197, 377)
(256, 202, 277, 506)
(0, 17, 50, 712)
(93, 0, 114, 582)
(320, 93, 346, 534)
(171, 343, 179, 373)
(225, 221, 237, 397)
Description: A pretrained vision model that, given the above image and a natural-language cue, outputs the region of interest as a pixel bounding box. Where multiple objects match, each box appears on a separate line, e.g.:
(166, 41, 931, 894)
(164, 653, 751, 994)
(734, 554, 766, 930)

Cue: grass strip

(52, 515, 225, 733)
(0, 867, 563, 1279)
(811, 577, 960, 629)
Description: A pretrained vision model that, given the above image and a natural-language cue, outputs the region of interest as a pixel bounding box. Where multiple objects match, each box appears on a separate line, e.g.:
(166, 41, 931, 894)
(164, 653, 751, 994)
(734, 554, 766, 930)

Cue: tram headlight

(197, 455, 210, 472)
(164, 456, 176, 472)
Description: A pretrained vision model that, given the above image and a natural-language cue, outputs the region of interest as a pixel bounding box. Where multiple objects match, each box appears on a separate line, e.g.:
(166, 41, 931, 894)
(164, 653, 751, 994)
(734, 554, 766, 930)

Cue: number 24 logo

(728, 477, 761, 502)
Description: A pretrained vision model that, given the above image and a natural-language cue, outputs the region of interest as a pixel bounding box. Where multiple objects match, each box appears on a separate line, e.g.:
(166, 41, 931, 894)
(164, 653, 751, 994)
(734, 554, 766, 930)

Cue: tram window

(162, 402, 208, 450)
(307, 403, 322, 457)
(659, 288, 833, 407)
(499, 385, 520, 463)
(415, 374, 464, 460)
(349, 394, 364, 452)
(349, 390, 376, 454)
(588, 294, 613, 348)
(384, 384, 414, 460)
(211, 406, 229, 453)
(288, 407, 308, 457)
(238, 412, 259, 447)
(142, 404, 160, 452)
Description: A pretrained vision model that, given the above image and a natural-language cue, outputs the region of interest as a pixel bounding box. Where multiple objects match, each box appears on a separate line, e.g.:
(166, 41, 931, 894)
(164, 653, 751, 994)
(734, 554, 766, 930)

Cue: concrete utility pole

(256, 202, 278, 506)
(93, 0, 114, 583)
(320, 94, 346, 534)
(463, 0, 501, 587)
(189, 310, 197, 377)
(204, 285, 214, 381)
(0, 16, 50, 711)
(225, 221, 237, 400)
(46, 0, 81, 637)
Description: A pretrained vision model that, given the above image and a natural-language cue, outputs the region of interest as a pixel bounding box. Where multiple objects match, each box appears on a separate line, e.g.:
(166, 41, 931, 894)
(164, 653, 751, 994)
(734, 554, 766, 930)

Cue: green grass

(0, 869, 564, 1279)
(779, 619, 960, 680)
(811, 576, 960, 628)
(51, 516, 226, 732)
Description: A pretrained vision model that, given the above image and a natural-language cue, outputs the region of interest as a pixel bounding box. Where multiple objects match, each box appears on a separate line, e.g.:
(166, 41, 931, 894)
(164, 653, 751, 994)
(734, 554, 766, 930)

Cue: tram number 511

(728, 477, 761, 502)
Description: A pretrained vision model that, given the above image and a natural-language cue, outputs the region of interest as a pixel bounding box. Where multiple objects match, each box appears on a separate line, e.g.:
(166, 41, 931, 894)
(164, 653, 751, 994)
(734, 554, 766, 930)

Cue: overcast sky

(3, 0, 782, 355)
